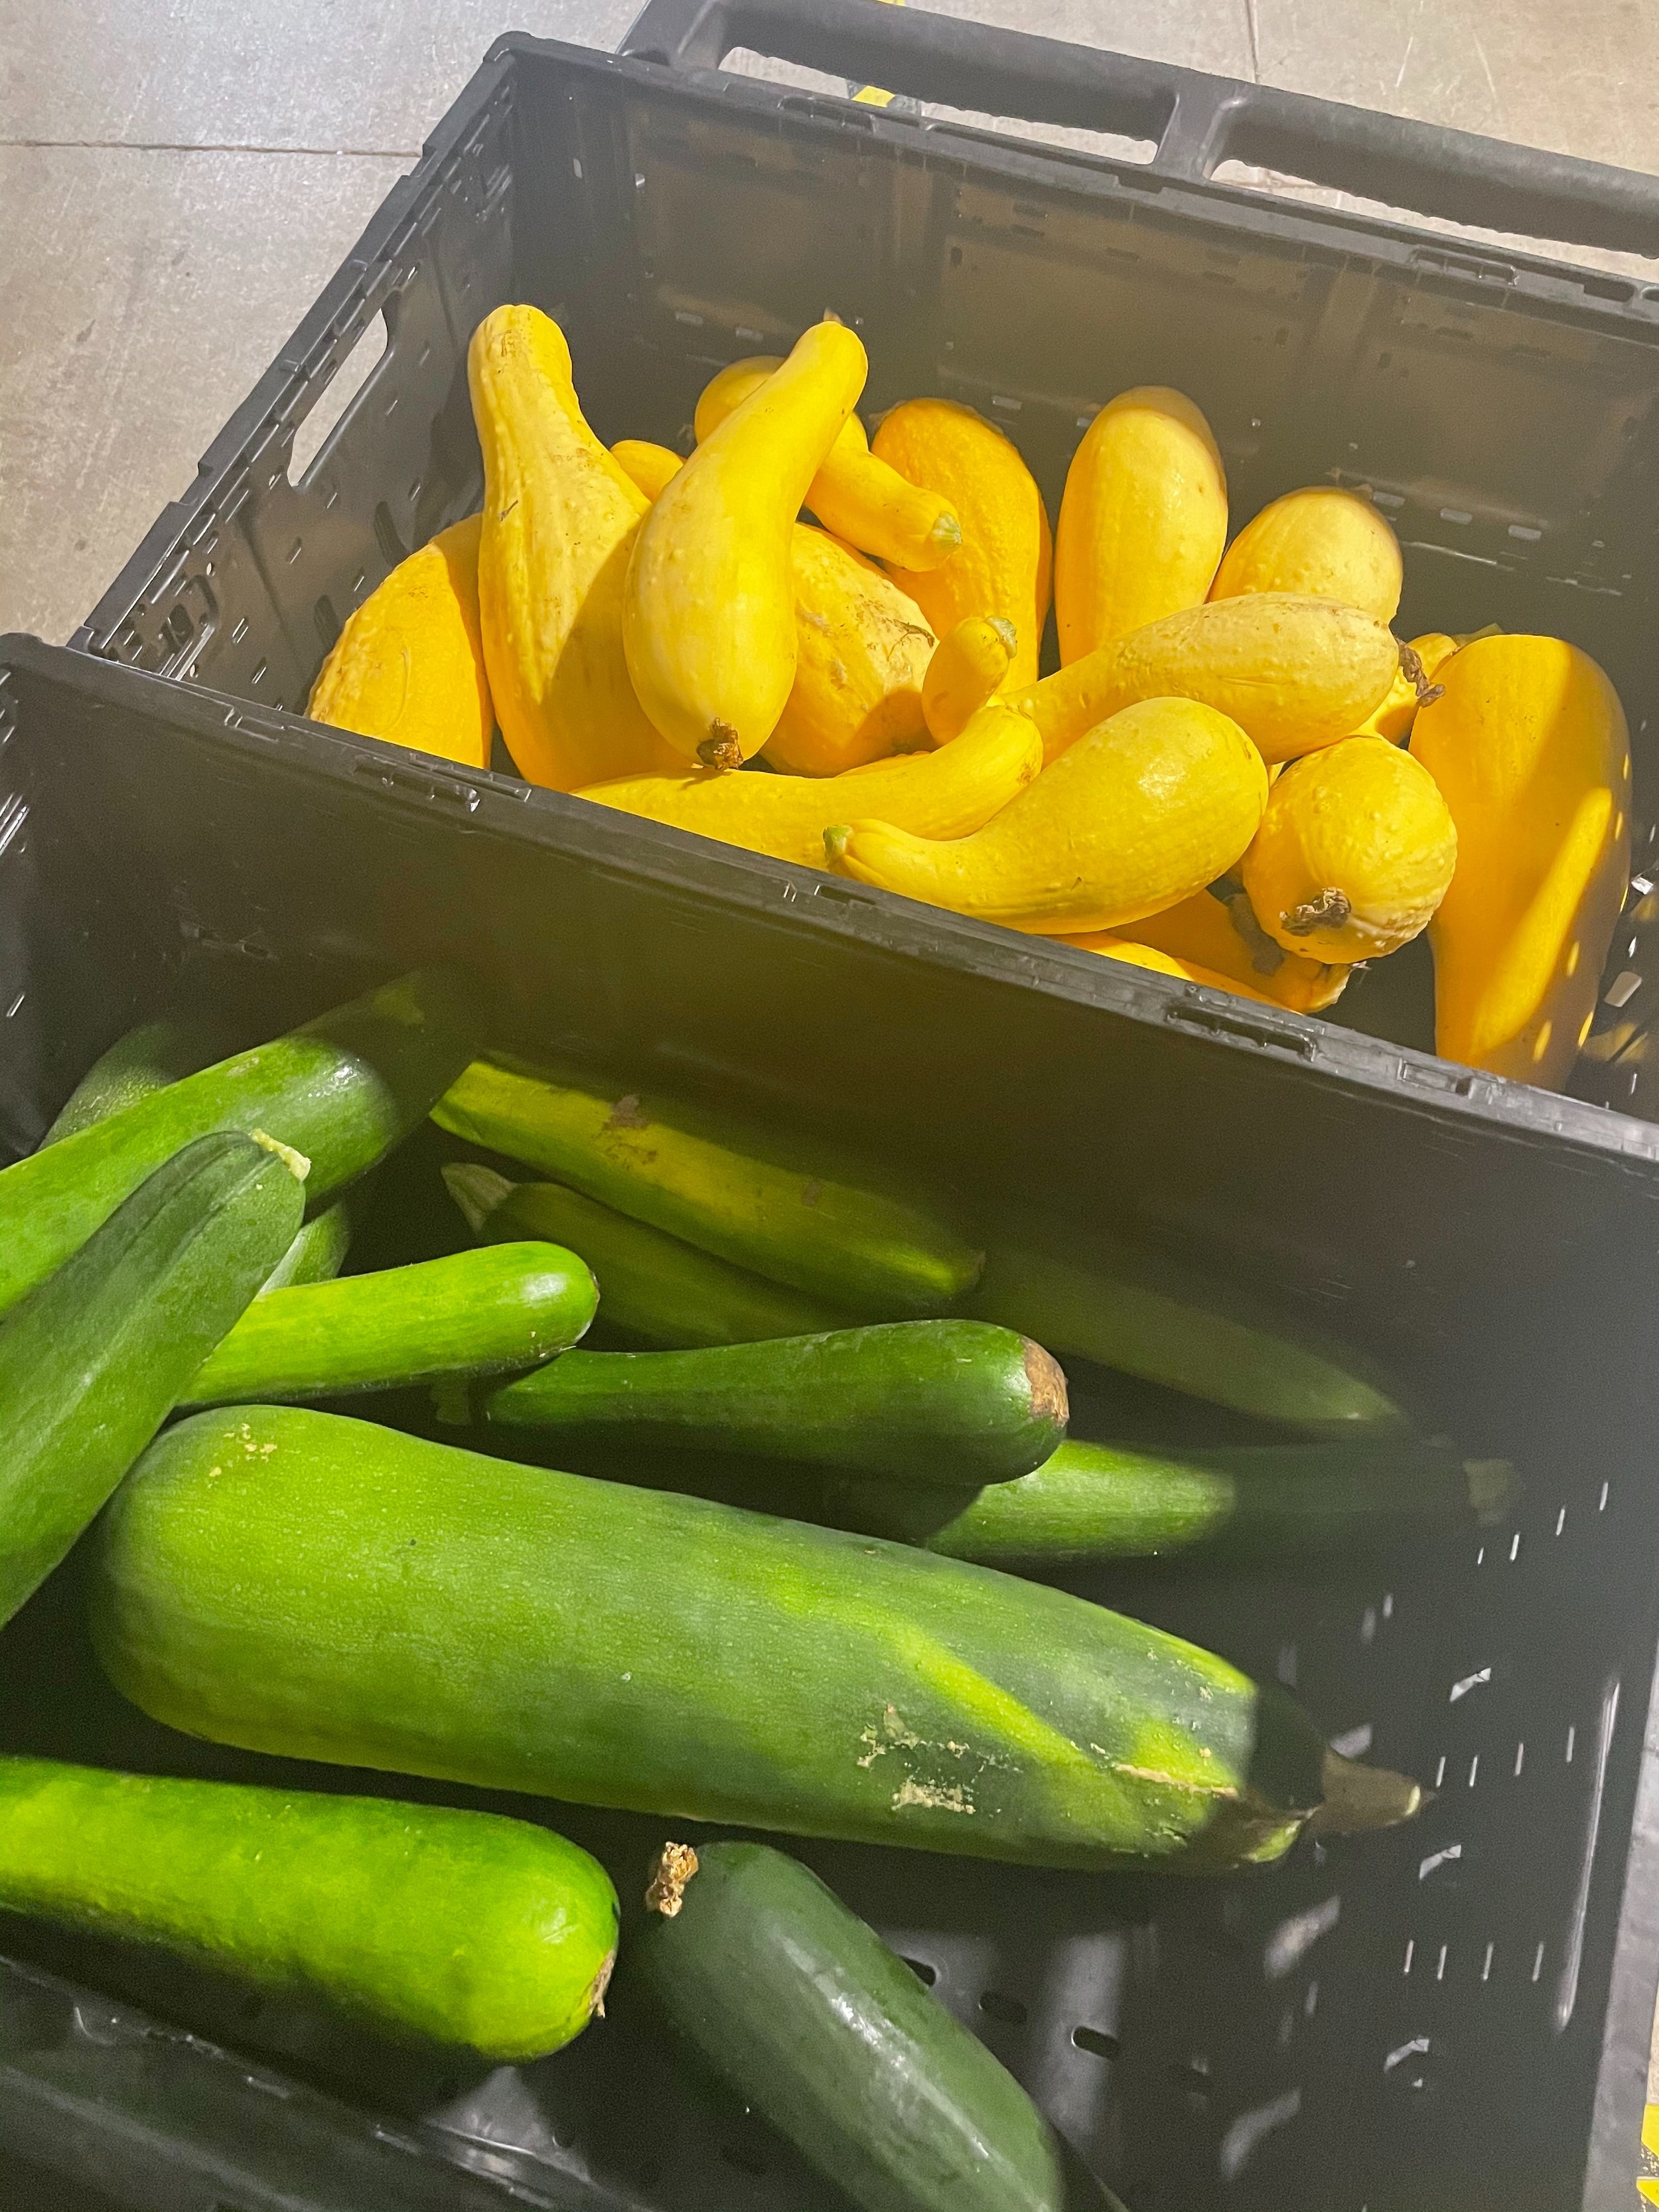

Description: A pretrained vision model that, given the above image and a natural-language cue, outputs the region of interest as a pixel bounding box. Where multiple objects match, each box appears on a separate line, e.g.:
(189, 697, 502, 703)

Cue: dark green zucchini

(0, 1132, 304, 1625)
(433, 1055, 981, 1316)
(444, 1163, 847, 1346)
(827, 1438, 1517, 1562)
(483, 1321, 1066, 1486)
(0, 1755, 616, 2059)
(41, 1015, 237, 1144)
(967, 1222, 1410, 1436)
(0, 969, 474, 1319)
(46, 1012, 364, 1295)
(93, 1404, 1421, 1872)
(625, 1839, 1106, 2212)
(185, 1242, 597, 1406)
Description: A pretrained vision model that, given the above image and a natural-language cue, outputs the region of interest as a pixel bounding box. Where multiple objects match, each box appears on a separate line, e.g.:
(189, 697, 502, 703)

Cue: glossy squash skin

(609, 439, 936, 775)
(625, 321, 869, 767)
(1411, 634, 1631, 1088)
(1054, 387, 1228, 663)
(872, 400, 1052, 689)
(1007, 593, 1400, 766)
(766, 526, 935, 775)
(828, 697, 1267, 936)
(307, 514, 491, 769)
(611, 439, 685, 501)
(695, 360, 962, 571)
(469, 305, 681, 790)
(580, 697, 1039, 869)
(1211, 486, 1403, 623)
(922, 616, 1017, 745)
(1242, 735, 1458, 962)
(1117, 890, 1350, 1012)
(1060, 930, 1295, 1010)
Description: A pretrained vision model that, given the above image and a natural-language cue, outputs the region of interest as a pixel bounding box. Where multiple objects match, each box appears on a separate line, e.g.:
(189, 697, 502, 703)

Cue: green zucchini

(46, 1013, 364, 1295)
(827, 1438, 1517, 1562)
(445, 1163, 847, 1347)
(41, 1015, 237, 1144)
(258, 1190, 360, 1291)
(0, 1755, 616, 2059)
(0, 969, 474, 1321)
(966, 1224, 1410, 1436)
(184, 1242, 597, 1406)
(625, 1840, 1106, 2212)
(0, 1132, 304, 1626)
(432, 1055, 981, 1316)
(92, 1405, 1421, 1872)
(484, 1321, 1066, 1486)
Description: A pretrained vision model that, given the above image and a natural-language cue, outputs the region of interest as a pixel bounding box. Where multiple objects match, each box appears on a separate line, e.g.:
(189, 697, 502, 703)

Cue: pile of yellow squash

(309, 305, 1632, 1098)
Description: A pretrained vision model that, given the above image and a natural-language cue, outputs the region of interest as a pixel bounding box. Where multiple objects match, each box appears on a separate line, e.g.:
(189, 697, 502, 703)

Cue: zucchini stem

(645, 1841, 700, 1917)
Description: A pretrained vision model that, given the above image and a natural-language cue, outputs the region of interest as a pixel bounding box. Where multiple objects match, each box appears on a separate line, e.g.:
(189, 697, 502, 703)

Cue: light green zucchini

(92, 1406, 1422, 1873)
(444, 1163, 846, 1346)
(967, 1224, 1411, 1436)
(0, 973, 471, 1318)
(40, 1015, 237, 1144)
(0, 1755, 616, 2059)
(0, 970, 474, 1321)
(41, 1011, 363, 1294)
(432, 1055, 981, 1316)
(184, 1242, 597, 1406)
(258, 1191, 360, 1292)
(826, 1438, 1516, 1562)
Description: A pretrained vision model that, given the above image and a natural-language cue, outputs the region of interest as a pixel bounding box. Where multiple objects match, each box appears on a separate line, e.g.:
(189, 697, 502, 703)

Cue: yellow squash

(695, 359, 960, 570)
(524, 316, 660, 510)
(827, 696, 1267, 934)
(307, 514, 491, 769)
(577, 697, 1041, 868)
(608, 440, 934, 774)
(611, 439, 684, 501)
(625, 320, 869, 767)
(1120, 889, 1350, 1013)
(1054, 387, 1228, 664)
(1009, 593, 1400, 765)
(469, 306, 680, 791)
(922, 615, 1017, 744)
(1411, 634, 1631, 1088)
(1242, 735, 1457, 962)
(1211, 486, 1403, 623)
(871, 398, 1052, 688)
(767, 526, 935, 775)
(1058, 931, 1294, 1009)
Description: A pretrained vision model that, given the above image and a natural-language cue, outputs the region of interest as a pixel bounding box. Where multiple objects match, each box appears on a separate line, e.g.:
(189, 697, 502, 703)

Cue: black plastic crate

(5, 621, 1659, 2212)
(70, 0, 1659, 1127)
(18, 3, 1659, 2205)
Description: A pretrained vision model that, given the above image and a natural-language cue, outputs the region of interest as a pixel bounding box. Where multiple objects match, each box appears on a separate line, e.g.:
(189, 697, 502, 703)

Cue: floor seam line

(0, 138, 417, 158)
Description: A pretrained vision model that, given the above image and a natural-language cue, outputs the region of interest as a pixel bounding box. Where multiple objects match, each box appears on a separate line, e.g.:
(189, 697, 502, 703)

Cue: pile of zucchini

(0, 975, 1500, 2212)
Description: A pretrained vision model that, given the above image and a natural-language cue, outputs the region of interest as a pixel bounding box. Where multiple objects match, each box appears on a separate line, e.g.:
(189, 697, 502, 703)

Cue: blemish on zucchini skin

(891, 1778, 974, 1815)
(857, 1704, 922, 1768)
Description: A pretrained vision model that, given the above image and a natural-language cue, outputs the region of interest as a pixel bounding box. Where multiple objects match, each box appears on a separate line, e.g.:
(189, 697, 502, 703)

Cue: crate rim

(9, 633, 1658, 1187)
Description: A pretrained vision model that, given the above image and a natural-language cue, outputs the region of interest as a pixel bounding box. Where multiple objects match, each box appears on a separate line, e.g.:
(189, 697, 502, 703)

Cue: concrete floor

(3, 0, 1659, 646)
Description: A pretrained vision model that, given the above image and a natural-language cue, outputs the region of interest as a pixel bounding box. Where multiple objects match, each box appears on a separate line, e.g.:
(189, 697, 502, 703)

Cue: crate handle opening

(288, 310, 391, 490)
(620, 0, 1659, 261)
